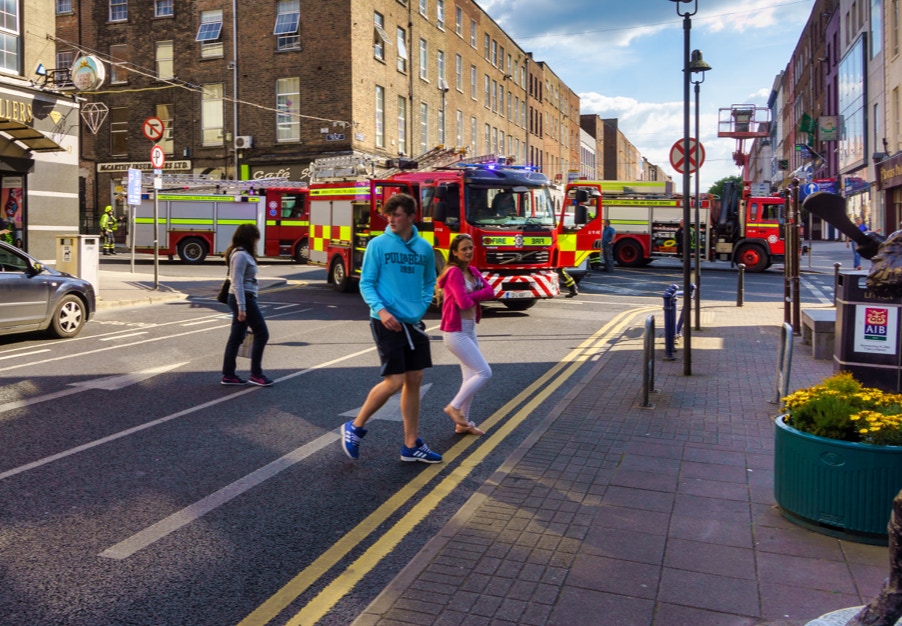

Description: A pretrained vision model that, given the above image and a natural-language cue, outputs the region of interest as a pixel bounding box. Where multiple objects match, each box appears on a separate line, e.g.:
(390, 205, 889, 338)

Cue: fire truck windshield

(465, 186, 556, 229)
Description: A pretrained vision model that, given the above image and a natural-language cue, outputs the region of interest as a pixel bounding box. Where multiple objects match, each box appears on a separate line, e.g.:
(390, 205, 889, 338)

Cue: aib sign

(854, 305, 898, 354)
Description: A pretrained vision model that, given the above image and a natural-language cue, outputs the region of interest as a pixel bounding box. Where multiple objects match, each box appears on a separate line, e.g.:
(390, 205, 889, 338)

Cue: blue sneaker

(400, 438, 442, 464)
(341, 421, 367, 460)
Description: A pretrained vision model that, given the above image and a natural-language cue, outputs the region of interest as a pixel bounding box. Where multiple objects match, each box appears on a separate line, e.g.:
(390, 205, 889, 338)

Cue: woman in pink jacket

(438, 234, 495, 435)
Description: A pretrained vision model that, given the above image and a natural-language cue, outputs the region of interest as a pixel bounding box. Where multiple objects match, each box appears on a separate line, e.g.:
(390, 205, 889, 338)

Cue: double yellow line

(238, 305, 656, 626)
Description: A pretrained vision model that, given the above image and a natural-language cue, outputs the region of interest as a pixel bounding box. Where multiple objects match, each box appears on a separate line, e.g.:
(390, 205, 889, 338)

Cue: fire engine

(307, 148, 597, 310)
(563, 174, 785, 272)
(131, 175, 310, 264)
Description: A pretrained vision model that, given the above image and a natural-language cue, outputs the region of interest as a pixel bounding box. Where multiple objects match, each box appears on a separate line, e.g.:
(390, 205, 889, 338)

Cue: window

(156, 104, 173, 154)
(196, 10, 223, 58)
(455, 7, 462, 36)
(56, 0, 73, 14)
(419, 38, 427, 80)
(499, 131, 504, 155)
(470, 19, 476, 47)
(499, 87, 503, 115)
(110, 44, 128, 83)
(398, 96, 407, 154)
(275, 0, 300, 50)
(456, 110, 462, 146)
(470, 65, 477, 99)
(438, 102, 445, 144)
(508, 92, 512, 120)
(484, 123, 490, 154)
(375, 85, 385, 147)
(420, 102, 429, 152)
(374, 12, 387, 60)
(154, 0, 173, 17)
(110, 106, 128, 156)
(155, 41, 172, 79)
(109, 0, 127, 21)
(0, 1, 19, 73)
(201, 83, 224, 145)
(436, 0, 444, 28)
(470, 117, 476, 154)
(397, 27, 407, 72)
(276, 77, 300, 141)
(492, 40, 497, 66)
(55, 50, 75, 86)
(437, 50, 445, 85)
(455, 54, 462, 91)
(483, 34, 490, 60)
(484, 74, 490, 107)
(492, 80, 497, 112)
(419, 0, 427, 17)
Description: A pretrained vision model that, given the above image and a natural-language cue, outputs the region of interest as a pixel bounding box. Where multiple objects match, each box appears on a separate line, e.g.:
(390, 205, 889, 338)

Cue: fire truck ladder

(381, 146, 465, 176)
(717, 104, 771, 173)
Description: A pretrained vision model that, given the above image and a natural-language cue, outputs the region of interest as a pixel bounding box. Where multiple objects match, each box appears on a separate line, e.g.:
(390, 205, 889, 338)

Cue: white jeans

(443, 319, 492, 418)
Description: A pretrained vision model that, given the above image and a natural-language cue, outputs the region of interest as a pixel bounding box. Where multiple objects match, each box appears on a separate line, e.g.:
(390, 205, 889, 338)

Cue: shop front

(877, 152, 902, 235)
(0, 81, 79, 262)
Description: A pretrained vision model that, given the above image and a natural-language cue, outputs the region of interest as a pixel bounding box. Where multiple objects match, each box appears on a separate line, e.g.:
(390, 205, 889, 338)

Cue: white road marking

(801, 277, 833, 305)
(0, 349, 50, 361)
(99, 434, 339, 560)
(0, 363, 188, 415)
(99, 332, 148, 341)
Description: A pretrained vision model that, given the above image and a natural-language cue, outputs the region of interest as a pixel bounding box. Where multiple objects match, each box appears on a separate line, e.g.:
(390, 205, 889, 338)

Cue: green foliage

(708, 176, 741, 199)
(782, 372, 902, 445)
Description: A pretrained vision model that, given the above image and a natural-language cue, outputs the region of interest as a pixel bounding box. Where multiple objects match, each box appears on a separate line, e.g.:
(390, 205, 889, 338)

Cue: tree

(708, 175, 741, 199)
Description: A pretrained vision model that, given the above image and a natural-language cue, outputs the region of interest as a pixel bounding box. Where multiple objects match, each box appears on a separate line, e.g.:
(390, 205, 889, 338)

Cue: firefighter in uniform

(100, 205, 118, 255)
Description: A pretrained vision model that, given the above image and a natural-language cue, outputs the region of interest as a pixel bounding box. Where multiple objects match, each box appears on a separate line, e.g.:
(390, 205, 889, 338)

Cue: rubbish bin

(56, 235, 100, 296)
(835, 270, 902, 391)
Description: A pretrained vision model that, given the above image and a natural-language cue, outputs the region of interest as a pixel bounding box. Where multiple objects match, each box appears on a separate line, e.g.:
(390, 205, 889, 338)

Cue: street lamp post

(670, 0, 698, 376)
(690, 50, 711, 332)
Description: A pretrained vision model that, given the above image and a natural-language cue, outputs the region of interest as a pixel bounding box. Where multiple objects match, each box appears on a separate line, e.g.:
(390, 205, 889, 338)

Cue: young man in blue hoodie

(340, 193, 441, 463)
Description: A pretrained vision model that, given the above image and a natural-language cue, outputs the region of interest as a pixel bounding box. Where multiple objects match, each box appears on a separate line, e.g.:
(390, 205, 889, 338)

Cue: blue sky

(478, 0, 816, 190)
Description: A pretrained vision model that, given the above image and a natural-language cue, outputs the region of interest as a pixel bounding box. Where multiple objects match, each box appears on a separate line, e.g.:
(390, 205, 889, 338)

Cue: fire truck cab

(308, 151, 588, 310)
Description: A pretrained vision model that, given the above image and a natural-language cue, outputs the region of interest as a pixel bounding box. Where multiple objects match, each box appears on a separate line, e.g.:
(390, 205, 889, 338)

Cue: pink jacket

(438, 265, 495, 332)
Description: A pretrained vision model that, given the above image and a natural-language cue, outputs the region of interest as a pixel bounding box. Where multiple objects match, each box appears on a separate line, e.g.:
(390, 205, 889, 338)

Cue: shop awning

(0, 119, 64, 152)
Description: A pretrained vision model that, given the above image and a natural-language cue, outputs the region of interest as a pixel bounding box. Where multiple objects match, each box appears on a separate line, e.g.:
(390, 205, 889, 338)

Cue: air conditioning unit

(235, 135, 253, 149)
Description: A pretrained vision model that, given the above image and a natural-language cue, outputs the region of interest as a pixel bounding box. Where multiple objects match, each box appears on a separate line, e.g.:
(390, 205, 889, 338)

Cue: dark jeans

(222, 293, 269, 377)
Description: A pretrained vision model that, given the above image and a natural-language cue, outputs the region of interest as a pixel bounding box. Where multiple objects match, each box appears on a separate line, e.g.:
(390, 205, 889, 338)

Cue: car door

(0, 245, 51, 332)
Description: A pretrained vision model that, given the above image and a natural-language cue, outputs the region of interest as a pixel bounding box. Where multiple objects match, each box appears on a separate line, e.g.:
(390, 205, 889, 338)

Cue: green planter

(774, 415, 902, 546)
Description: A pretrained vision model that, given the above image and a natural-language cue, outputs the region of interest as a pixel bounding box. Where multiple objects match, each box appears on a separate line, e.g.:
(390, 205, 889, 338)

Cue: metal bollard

(676, 284, 695, 335)
(833, 262, 841, 307)
(663, 284, 679, 361)
(641, 314, 656, 408)
(737, 263, 746, 307)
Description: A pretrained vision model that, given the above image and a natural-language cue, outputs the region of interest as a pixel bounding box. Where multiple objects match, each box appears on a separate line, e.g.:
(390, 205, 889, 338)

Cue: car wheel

(48, 294, 86, 338)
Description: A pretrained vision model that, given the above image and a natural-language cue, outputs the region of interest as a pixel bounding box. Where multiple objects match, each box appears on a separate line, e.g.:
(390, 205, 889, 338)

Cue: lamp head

(689, 50, 712, 74)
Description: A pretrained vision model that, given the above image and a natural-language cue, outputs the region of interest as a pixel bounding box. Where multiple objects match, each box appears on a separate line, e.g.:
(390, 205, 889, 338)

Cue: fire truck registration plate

(503, 291, 532, 299)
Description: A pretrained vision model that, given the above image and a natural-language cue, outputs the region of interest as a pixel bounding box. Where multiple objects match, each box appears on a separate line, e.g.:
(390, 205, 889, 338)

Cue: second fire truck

(131, 176, 311, 264)
(306, 150, 598, 310)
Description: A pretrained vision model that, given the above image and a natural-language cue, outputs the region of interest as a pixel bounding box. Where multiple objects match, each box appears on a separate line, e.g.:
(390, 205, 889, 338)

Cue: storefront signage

(97, 160, 191, 173)
(877, 152, 902, 190)
(70, 55, 106, 91)
(854, 305, 898, 355)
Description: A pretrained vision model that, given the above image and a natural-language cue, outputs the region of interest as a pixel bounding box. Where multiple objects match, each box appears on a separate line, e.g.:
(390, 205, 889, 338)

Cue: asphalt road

(0, 247, 846, 625)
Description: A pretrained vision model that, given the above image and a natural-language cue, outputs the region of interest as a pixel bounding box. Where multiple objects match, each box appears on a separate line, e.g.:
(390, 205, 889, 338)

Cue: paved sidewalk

(353, 300, 891, 626)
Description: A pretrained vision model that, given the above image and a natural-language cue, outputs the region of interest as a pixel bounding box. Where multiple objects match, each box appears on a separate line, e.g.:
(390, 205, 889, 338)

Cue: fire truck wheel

(614, 239, 643, 267)
(330, 257, 353, 292)
(293, 239, 309, 264)
(177, 238, 208, 264)
(502, 299, 537, 311)
(736, 244, 768, 273)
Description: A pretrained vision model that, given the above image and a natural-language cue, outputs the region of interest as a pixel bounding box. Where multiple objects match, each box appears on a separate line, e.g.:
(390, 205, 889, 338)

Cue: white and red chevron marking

(482, 270, 560, 299)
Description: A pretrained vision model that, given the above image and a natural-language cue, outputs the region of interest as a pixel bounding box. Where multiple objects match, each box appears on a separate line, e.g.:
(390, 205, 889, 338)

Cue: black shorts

(370, 318, 433, 376)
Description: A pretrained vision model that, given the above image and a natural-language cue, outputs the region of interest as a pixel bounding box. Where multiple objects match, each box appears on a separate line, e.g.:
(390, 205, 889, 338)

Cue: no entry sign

(670, 138, 705, 174)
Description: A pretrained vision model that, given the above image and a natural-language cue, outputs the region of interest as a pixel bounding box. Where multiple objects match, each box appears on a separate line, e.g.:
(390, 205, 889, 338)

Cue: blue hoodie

(360, 225, 436, 324)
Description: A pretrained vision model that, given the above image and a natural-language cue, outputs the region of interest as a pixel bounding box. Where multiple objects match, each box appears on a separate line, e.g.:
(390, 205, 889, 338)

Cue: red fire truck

(563, 176, 785, 272)
(132, 177, 310, 264)
(307, 150, 598, 310)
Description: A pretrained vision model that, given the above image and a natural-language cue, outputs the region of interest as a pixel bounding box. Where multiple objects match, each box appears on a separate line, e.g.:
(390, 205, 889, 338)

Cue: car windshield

(465, 186, 557, 229)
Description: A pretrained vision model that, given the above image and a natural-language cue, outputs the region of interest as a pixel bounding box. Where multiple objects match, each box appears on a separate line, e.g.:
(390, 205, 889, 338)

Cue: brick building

(55, 0, 578, 221)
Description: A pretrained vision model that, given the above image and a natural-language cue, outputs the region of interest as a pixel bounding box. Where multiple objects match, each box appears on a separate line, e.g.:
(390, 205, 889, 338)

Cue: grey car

(0, 241, 96, 339)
